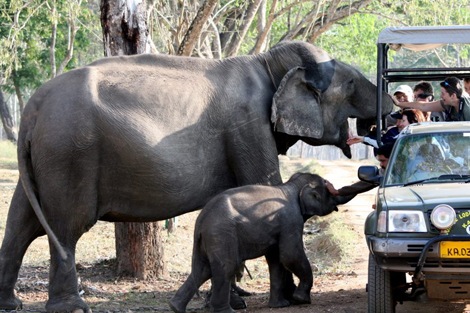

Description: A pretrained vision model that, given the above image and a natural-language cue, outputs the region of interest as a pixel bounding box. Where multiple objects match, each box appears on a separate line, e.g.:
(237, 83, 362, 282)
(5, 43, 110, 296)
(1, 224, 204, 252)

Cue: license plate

(440, 241, 470, 258)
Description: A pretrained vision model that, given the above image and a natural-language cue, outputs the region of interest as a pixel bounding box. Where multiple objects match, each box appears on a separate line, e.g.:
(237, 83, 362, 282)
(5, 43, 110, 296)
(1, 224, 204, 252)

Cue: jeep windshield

(384, 128, 470, 186)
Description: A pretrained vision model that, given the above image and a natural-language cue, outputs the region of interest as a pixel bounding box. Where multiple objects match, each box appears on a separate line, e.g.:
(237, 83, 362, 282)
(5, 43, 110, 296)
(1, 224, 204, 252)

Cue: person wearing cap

(347, 109, 425, 149)
(395, 77, 470, 121)
(393, 84, 414, 103)
(412, 81, 446, 122)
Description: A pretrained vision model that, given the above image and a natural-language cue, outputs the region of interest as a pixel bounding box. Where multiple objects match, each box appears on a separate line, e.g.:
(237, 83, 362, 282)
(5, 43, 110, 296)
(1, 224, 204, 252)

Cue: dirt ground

(2, 160, 470, 313)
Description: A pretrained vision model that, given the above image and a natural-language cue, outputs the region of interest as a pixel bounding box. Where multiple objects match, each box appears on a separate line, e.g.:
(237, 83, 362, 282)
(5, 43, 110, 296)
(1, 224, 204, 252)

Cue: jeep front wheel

(367, 253, 395, 313)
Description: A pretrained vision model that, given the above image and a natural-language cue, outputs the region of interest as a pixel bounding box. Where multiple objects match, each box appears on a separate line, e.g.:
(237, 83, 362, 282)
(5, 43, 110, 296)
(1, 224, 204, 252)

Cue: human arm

(325, 180, 378, 198)
(336, 180, 378, 197)
(346, 135, 379, 148)
(394, 99, 444, 112)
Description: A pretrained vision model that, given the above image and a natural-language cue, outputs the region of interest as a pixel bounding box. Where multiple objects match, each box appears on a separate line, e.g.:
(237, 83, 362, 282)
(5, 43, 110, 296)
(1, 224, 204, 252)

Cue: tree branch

(177, 0, 218, 56)
(225, 0, 263, 57)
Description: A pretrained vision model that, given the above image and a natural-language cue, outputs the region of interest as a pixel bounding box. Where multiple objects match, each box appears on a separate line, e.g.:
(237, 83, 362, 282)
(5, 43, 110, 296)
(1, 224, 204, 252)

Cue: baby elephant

(169, 173, 352, 313)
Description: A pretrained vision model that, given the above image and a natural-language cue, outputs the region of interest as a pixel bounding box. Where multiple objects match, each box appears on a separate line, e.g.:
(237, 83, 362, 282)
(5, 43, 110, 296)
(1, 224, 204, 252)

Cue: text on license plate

(440, 241, 470, 258)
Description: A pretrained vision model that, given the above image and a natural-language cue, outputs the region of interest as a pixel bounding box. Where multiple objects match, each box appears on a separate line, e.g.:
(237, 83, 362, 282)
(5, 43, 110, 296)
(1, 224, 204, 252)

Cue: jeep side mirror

(358, 165, 381, 184)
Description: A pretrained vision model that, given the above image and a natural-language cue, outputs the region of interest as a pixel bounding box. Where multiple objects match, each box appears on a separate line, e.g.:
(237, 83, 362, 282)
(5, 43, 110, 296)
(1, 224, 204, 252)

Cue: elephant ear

(299, 184, 322, 218)
(300, 183, 339, 218)
(271, 67, 324, 138)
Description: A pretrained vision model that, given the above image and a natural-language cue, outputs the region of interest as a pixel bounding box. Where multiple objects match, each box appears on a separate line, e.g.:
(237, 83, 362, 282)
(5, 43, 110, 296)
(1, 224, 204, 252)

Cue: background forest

(1, 0, 469, 145)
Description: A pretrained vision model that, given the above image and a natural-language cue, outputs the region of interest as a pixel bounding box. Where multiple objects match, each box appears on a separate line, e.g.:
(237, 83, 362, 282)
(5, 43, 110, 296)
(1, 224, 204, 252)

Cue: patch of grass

(0, 141, 17, 170)
(279, 156, 323, 181)
(304, 214, 360, 274)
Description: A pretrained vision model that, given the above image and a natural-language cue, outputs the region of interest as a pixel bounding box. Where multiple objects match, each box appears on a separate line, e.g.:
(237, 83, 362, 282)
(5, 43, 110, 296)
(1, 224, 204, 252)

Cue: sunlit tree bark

(0, 89, 16, 142)
(177, 0, 218, 56)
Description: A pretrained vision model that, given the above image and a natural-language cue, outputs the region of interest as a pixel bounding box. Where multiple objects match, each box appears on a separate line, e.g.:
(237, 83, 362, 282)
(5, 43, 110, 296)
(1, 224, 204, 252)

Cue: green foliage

(313, 0, 470, 76)
(1, 0, 101, 95)
(316, 13, 390, 77)
(403, 0, 469, 26)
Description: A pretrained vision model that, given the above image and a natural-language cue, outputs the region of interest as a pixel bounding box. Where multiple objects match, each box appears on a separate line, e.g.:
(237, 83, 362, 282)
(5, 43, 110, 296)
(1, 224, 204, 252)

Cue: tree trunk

(100, 0, 166, 279)
(251, 0, 277, 54)
(101, 0, 149, 55)
(225, 0, 263, 57)
(177, 0, 218, 56)
(12, 74, 25, 113)
(114, 222, 166, 280)
(0, 89, 17, 143)
(49, 0, 57, 78)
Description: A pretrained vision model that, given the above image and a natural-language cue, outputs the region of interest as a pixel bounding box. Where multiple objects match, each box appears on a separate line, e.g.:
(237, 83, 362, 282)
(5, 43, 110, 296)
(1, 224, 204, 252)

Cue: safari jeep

(362, 122, 470, 312)
(362, 26, 470, 313)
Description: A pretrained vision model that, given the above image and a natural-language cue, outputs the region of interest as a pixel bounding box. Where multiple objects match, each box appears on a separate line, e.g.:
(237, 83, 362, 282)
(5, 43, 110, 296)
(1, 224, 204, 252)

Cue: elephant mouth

(299, 125, 353, 159)
(338, 141, 352, 159)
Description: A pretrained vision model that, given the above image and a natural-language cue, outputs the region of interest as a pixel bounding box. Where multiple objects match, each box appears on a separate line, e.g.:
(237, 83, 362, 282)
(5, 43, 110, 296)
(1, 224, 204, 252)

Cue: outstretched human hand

(346, 136, 364, 145)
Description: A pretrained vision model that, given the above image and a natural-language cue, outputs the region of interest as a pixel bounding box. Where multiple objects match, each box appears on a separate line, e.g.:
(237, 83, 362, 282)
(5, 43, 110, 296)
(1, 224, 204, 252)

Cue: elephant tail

(17, 129, 68, 261)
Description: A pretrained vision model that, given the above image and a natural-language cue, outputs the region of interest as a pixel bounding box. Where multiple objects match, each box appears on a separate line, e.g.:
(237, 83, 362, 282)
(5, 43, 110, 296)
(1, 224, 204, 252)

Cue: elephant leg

(209, 260, 236, 313)
(231, 261, 252, 297)
(280, 245, 313, 305)
(42, 201, 96, 312)
(0, 183, 44, 310)
(45, 239, 90, 313)
(265, 249, 291, 308)
(169, 262, 211, 313)
(280, 266, 296, 301)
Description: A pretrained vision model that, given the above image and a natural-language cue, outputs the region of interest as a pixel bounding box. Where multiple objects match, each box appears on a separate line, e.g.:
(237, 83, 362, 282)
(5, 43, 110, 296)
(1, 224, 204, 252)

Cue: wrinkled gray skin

(170, 173, 352, 313)
(0, 41, 393, 313)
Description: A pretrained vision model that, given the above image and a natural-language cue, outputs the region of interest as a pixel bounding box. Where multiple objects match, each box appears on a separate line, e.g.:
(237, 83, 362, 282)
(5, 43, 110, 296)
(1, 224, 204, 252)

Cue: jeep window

(384, 132, 470, 185)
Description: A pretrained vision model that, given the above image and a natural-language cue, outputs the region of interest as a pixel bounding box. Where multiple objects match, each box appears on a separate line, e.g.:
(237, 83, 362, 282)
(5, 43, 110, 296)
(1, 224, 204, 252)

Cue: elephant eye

(306, 82, 317, 91)
(306, 83, 321, 97)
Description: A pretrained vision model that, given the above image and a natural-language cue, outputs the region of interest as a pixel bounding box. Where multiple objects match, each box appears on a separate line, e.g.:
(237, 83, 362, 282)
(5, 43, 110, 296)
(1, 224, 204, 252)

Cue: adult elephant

(0, 41, 393, 313)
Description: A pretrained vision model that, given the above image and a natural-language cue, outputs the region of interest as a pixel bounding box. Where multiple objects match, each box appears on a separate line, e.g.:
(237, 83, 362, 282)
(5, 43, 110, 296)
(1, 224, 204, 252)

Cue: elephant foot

(169, 298, 186, 313)
(282, 283, 296, 300)
(45, 296, 91, 313)
(229, 289, 246, 310)
(212, 307, 236, 313)
(206, 288, 246, 311)
(0, 294, 22, 310)
(231, 284, 252, 297)
(268, 297, 290, 308)
(291, 290, 311, 305)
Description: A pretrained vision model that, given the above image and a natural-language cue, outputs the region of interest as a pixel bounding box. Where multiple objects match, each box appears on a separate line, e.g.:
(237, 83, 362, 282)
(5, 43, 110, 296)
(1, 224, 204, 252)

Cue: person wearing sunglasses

(412, 81, 446, 122)
(395, 77, 470, 122)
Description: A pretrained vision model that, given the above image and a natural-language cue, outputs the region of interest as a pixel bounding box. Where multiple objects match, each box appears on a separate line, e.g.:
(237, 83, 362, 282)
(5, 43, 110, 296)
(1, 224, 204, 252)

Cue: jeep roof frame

(375, 25, 470, 144)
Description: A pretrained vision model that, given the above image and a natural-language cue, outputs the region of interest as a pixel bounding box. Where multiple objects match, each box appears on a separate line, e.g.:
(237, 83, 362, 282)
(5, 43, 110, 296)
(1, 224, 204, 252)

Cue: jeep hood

(382, 183, 470, 208)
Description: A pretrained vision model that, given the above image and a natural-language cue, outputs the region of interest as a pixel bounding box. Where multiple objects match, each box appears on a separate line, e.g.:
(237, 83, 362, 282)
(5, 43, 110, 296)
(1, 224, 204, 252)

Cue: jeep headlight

(430, 204, 456, 230)
(387, 210, 427, 232)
